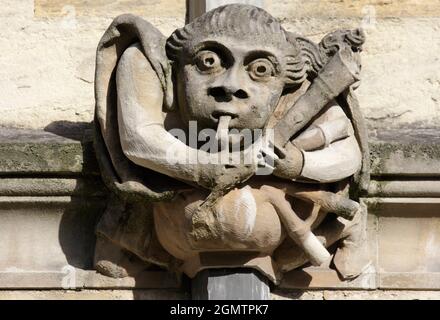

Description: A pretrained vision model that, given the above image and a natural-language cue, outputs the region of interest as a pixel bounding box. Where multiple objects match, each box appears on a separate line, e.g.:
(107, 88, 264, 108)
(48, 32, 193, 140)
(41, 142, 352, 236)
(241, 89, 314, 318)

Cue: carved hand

(194, 162, 257, 224)
(196, 162, 257, 191)
(273, 142, 304, 180)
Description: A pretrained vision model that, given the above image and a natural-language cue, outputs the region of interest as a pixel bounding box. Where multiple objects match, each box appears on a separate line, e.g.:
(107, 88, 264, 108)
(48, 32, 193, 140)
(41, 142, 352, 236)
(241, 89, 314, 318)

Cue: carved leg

(267, 181, 360, 220)
(332, 203, 371, 279)
(274, 214, 345, 273)
(260, 185, 331, 266)
(274, 205, 370, 279)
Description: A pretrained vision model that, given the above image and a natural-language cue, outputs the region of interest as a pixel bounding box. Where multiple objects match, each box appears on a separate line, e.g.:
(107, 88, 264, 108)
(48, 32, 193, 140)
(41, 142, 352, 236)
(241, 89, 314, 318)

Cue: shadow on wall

(44, 120, 106, 271)
(44, 120, 190, 299)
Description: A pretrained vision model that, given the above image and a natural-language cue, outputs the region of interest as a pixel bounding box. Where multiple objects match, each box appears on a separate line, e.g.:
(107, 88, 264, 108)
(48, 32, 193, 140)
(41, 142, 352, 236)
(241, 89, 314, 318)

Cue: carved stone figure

(94, 4, 371, 284)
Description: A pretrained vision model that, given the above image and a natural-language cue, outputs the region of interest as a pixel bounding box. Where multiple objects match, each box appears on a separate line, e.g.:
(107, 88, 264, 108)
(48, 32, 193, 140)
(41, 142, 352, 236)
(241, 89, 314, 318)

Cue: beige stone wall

(1, 0, 439, 129)
(266, 0, 440, 131)
(267, 0, 440, 18)
(0, 0, 439, 130)
(0, 0, 185, 129)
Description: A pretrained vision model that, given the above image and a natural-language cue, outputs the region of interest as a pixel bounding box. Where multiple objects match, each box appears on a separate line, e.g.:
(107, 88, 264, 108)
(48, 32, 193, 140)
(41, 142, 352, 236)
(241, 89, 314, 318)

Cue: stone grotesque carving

(94, 4, 371, 283)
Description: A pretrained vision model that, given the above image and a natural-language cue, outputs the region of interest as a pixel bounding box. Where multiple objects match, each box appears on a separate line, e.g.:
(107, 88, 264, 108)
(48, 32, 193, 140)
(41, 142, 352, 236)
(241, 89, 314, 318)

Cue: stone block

(266, 0, 440, 18)
(0, 178, 105, 197)
(0, 128, 99, 176)
(379, 273, 440, 290)
(375, 199, 440, 273)
(0, 196, 104, 288)
(370, 129, 440, 177)
(366, 198, 440, 289)
(319, 290, 440, 300)
(34, 0, 185, 18)
(369, 180, 440, 198)
(0, 289, 188, 300)
(280, 265, 377, 290)
(0, 194, 182, 290)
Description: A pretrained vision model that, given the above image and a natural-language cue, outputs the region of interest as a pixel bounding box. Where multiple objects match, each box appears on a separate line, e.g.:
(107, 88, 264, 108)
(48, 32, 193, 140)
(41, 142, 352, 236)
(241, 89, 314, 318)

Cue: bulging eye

(248, 59, 275, 80)
(195, 50, 222, 73)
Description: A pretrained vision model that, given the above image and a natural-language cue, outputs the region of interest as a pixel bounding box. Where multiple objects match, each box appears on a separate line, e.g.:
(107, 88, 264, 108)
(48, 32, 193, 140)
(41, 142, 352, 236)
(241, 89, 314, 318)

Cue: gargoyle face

(175, 37, 286, 131)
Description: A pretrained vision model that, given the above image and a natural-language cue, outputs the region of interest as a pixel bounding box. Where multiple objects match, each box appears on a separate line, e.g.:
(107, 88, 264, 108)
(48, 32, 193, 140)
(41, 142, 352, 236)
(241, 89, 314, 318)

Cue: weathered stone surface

(0, 289, 188, 300)
(369, 180, 440, 197)
(0, 178, 105, 197)
(379, 273, 440, 290)
(0, 196, 104, 275)
(0, 194, 181, 290)
(0, 127, 99, 175)
(266, 0, 440, 18)
(369, 128, 440, 177)
(1, 1, 439, 130)
(1, 288, 439, 300)
(0, 269, 181, 290)
(280, 265, 377, 290)
(365, 197, 440, 290)
(296, 290, 440, 300)
(371, 198, 440, 273)
(280, 18, 440, 130)
(0, 0, 184, 129)
(34, 0, 185, 18)
(3, 127, 438, 179)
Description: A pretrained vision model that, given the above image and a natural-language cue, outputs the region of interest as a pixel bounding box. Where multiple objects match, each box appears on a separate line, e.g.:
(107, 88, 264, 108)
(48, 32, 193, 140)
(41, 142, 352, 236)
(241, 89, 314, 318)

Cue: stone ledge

(368, 180, 440, 197)
(0, 178, 106, 196)
(0, 289, 188, 300)
(267, 0, 440, 18)
(379, 273, 440, 290)
(2, 127, 440, 178)
(0, 270, 181, 290)
(0, 289, 439, 300)
(280, 265, 377, 290)
(0, 127, 99, 176)
(369, 128, 440, 177)
(34, 0, 185, 18)
(0, 196, 105, 273)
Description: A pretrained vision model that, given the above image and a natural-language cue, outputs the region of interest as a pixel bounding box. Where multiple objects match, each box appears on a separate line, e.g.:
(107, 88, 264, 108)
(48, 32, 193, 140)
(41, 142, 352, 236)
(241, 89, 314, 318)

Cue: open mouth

(210, 110, 238, 123)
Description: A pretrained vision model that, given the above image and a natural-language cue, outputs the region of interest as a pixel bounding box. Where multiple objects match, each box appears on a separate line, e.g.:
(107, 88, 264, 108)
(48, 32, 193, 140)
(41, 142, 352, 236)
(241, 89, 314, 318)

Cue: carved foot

(333, 206, 371, 280)
(94, 236, 150, 278)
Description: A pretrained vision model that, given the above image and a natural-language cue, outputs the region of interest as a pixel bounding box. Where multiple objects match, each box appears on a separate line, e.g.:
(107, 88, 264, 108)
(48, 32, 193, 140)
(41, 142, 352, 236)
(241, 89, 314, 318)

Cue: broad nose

(208, 67, 250, 102)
